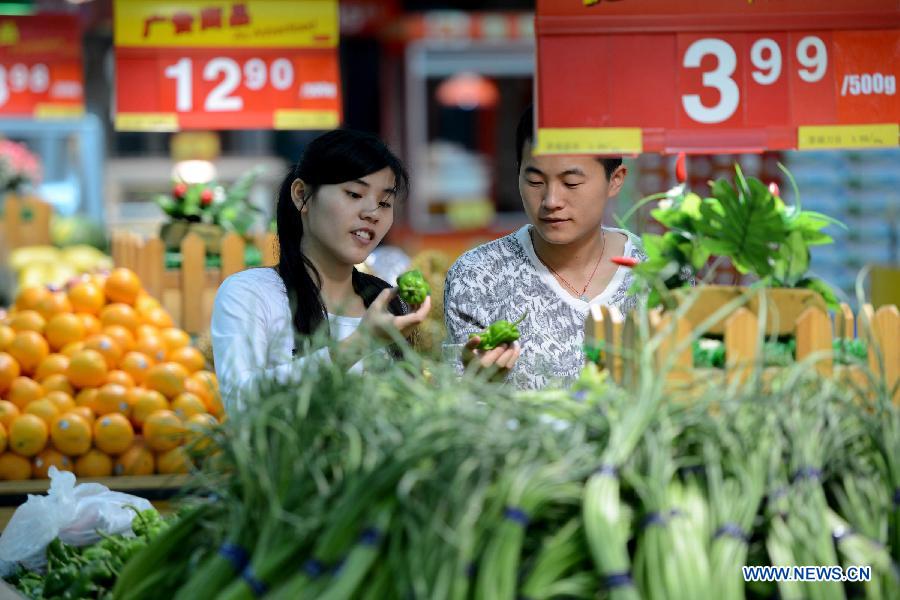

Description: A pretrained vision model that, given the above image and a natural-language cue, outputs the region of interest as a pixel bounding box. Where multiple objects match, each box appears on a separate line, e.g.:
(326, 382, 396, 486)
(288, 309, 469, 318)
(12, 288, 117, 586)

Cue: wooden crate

(0, 195, 52, 251)
(586, 298, 899, 401)
(112, 230, 278, 335)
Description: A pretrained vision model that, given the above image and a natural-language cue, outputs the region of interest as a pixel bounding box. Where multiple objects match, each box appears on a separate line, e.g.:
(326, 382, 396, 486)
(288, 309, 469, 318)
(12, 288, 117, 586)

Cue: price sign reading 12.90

(114, 0, 341, 131)
(534, 0, 899, 154)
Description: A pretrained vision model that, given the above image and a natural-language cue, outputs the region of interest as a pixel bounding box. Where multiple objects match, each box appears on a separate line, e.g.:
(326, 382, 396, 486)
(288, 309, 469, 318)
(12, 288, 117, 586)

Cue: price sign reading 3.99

(534, 0, 899, 153)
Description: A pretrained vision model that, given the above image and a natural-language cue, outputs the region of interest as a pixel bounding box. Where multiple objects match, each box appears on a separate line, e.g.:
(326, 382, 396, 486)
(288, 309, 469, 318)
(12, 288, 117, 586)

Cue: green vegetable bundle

(58, 313, 899, 599)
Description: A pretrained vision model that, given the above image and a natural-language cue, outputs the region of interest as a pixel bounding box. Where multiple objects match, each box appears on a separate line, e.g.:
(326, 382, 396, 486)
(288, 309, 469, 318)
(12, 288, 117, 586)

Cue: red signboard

(114, 0, 341, 131)
(0, 15, 84, 119)
(535, 0, 899, 154)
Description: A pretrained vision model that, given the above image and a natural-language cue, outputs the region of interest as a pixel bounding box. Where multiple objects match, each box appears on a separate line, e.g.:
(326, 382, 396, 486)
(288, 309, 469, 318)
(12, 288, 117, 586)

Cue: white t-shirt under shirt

(210, 267, 362, 413)
(444, 225, 646, 390)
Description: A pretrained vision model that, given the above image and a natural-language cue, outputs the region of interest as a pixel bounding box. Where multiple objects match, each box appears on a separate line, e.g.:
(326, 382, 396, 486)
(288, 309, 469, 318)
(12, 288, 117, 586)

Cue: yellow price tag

(798, 124, 898, 150)
(34, 104, 84, 119)
(115, 113, 179, 132)
(114, 0, 338, 49)
(535, 127, 642, 155)
(273, 110, 340, 130)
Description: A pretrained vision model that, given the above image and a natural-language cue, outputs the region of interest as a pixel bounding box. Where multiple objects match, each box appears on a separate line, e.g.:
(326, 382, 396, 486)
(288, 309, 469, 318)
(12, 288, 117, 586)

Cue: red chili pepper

(200, 188, 214, 206)
(173, 183, 188, 198)
(611, 256, 639, 268)
(768, 182, 780, 197)
(675, 152, 687, 183)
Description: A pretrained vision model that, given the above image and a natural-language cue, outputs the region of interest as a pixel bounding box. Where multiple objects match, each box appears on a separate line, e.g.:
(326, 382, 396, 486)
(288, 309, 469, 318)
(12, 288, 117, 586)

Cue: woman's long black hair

(275, 129, 410, 339)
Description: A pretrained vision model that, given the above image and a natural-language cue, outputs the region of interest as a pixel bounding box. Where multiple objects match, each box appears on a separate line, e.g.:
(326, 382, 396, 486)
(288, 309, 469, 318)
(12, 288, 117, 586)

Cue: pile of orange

(0, 268, 222, 481)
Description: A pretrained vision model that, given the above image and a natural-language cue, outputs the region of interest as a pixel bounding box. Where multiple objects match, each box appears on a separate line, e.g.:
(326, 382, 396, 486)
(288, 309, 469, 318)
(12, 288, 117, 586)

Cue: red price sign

(114, 0, 341, 131)
(535, 0, 899, 153)
(0, 15, 84, 119)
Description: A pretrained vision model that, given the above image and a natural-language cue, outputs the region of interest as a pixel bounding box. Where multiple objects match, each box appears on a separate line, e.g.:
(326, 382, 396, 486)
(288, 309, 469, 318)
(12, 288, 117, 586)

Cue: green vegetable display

(6, 508, 169, 600)
(469, 313, 526, 350)
(396, 269, 430, 305)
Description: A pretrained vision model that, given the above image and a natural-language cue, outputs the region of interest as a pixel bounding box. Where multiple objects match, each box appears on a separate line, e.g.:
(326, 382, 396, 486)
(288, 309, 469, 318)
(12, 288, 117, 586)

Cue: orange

(0, 452, 32, 480)
(40, 374, 75, 397)
(45, 391, 75, 413)
(8, 310, 46, 334)
(103, 325, 135, 353)
(135, 294, 161, 315)
(104, 269, 142, 305)
(141, 307, 174, 329)
(24, 399, 60, 428)
(135, 324, 160, 341)
(61, 341, 85, 357)
(171, 392, 207, 420)
(89, 273, 108, 289)
(114, 442, 154, 476)
(44, 314, 86, 352)
(95, 383, 130, 416)
(119, 352, 153, 385)
(32, 448, 73, 478)
(0, 324, 14, 351)
(68, 281, 105, 315)
(83, 334, 123, 369)
(159, 328, 191, 352)
(65, 406, 95, 425)
(106, 370, 135, 388)
(75, 449, 113, 478)
(0, 352, 20, 394)
(143, 409, 184, 451)
(100, 304, 140, 333)
(0, 400, 20, 430)
(94, 413, 135, 455)
(185, 413, 217, 453)
(35, 353, 70, 380)
(192, 371, 222, 417)
(8, 330, 49, 375)
(34, 291, 73, 321)
(130, 389, 168, 429)
(6, 377, 45, 410)
(183, 377, 211, 405)
(14, 286, 51, 312)
(145, 362, 189, 399)
(75, 388, 100, 413)
(66, 349, 108, 389)
(78, 314, 103, 336)
(167, 346, 205, 374)
(9, 414, 49, 457)
(134, 336, 167, 363)
(156, 446, 190, 474)
(0, 422, 6, 453)
(50, 413, 92, 456)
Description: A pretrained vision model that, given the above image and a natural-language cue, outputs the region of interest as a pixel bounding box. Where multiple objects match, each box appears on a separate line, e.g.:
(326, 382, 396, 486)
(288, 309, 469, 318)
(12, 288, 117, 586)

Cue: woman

(212, 130, 431, 412)
(444, 106, 645, 390)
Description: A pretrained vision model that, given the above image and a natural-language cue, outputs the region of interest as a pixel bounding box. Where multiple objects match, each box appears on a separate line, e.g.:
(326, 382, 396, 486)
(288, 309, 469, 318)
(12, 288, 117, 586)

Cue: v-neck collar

(516, 224, 633, 311)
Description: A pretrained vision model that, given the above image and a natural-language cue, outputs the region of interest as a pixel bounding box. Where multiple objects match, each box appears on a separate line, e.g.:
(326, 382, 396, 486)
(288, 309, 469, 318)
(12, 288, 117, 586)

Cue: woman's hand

(362, 287, 432, 342)
(461, 336, 521, 381)
(332, 288, 431, 371)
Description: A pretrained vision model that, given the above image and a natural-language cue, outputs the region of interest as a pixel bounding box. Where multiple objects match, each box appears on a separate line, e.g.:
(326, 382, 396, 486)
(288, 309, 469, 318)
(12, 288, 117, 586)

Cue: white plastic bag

(0, 467, 153, 575)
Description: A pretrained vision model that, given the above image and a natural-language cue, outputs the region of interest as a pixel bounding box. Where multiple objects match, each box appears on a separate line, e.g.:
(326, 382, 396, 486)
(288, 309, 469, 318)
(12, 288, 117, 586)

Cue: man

(444, 105, 645, 389)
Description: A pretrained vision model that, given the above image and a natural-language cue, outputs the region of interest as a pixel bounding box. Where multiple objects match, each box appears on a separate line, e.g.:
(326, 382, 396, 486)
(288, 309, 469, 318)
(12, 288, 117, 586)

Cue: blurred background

(1, 0, 897, 311)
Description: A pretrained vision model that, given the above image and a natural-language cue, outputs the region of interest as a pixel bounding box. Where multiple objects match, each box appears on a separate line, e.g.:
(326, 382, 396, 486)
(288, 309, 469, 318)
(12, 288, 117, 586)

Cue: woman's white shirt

(210, 267, 362, 413)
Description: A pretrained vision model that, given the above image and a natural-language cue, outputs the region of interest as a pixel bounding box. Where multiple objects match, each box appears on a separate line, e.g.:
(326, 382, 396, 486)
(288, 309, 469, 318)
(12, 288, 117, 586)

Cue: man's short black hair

(515, 105, 623, 179)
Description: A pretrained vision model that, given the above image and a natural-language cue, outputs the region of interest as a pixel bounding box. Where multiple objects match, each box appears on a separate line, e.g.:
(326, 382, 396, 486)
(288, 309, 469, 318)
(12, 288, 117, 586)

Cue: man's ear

(607, 164, 628, 198)
(291, 179, 309, 213)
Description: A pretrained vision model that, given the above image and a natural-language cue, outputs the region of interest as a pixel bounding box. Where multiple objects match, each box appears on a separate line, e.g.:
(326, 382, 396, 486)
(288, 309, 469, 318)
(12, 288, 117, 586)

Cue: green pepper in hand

(470, 313, 526, 351)
(397, 269, 430, 305)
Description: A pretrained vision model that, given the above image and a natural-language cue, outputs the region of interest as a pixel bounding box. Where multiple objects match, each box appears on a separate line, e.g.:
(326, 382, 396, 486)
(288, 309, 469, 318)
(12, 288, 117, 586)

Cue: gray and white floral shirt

(444, 225, 646, 390)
